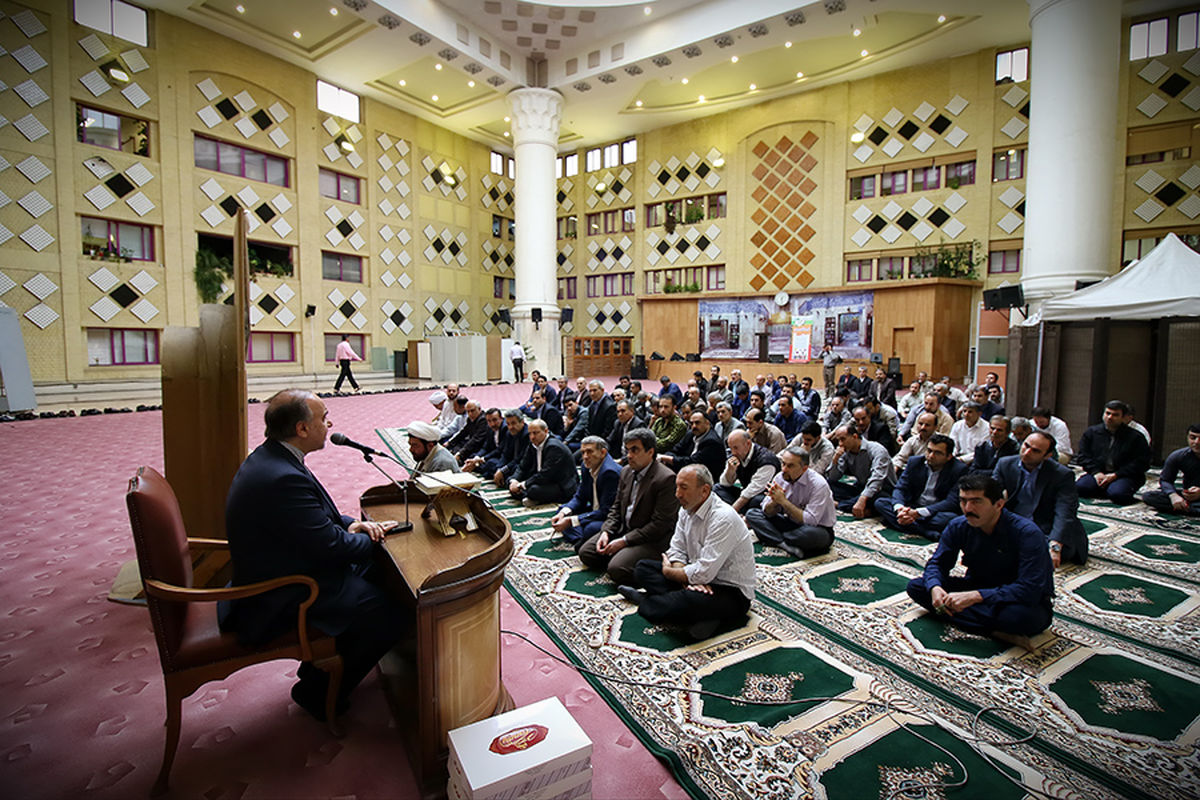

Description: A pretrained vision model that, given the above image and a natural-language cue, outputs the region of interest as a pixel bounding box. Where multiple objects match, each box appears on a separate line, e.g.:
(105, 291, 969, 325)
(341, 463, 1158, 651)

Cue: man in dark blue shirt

(907, 473, 1054, 645)
(1142, 423, 1200, 516)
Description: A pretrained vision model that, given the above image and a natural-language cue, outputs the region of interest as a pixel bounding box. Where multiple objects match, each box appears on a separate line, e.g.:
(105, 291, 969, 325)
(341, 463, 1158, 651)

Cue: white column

(507, 88, 564, 377)
(1022, 0, 1122, 304)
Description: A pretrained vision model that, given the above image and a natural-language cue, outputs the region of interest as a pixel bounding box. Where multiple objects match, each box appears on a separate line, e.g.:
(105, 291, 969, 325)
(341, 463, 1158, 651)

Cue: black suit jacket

(563, 453, 621, 527)
(972, 437, 1019, 474)
(536, 404, 565, 437)
(796, 388, 822, 420)
(890, 455, 968, 515)
(872, 377, 897, 408)
(993, 455, 1088, 563)
(551, 386, 576, 410)
(447, 414, 489, 458)
(607, 417, 630, 458)
(864, 419, 899, 455)
(586, 394, 617, 439)
(498, 424, 531, 479)
(221, 439, 375, 645)
(1076, 423, 1151, 479)
(601, 459, 680, 550)
(516, 436, 578, 495)
(669, 426, 725, 478)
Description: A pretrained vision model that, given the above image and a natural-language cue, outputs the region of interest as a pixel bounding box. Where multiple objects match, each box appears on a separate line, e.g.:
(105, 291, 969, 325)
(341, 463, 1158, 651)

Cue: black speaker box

(498, 308, 511, 324)
(982, 284, 1025, 310)
(531, 307, 543, 322)
(561, 307, 574, 323)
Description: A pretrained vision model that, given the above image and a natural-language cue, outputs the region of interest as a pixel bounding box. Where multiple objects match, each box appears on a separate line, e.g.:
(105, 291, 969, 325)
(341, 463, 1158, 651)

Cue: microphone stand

(358, 451, 414, 533)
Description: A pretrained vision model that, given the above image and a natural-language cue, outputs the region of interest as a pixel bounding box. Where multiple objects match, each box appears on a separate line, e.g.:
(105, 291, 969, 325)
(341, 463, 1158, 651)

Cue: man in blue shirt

(1141, 423, 1200, 516)
(657, 374, 683, 406)
(906, 473, 1054, 645)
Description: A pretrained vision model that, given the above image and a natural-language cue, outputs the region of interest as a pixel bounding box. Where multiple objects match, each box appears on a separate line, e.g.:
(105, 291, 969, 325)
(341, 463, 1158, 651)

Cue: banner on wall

(699, 290, 874, 361)
(790, 316, 814, 362)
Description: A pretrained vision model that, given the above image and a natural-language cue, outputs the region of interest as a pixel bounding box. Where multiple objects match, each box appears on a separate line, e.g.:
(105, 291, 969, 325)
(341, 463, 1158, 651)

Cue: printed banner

(699, 291, 874, 361)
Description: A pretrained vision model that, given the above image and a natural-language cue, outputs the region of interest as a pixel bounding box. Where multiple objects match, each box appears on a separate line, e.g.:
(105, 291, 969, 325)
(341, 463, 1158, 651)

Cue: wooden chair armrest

(186, 537, 230, 552)
(144, 574, 325, 661)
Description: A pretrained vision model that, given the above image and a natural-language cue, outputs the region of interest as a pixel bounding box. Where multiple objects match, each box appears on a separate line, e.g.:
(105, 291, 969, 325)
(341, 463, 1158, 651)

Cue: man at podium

(407, 421, 459, 473)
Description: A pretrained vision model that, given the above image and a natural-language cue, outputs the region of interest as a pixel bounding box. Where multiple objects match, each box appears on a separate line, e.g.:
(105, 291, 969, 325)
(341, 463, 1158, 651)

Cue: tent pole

(1033, 320, 1044, 405)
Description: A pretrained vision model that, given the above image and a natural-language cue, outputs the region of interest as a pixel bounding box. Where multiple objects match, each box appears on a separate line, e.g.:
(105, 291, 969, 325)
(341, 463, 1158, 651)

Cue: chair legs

(318, 654, 345, 738)
(152, 683, 184, 796)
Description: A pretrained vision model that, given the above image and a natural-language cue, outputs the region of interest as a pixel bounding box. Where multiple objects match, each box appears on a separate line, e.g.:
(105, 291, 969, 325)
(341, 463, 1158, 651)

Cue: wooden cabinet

(565, 336, 632, 377)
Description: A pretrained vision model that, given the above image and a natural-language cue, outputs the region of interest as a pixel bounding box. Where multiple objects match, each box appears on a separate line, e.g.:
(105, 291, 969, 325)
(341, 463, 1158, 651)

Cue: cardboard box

(449, 767, 591, 800)
(447, 697, 592, 800)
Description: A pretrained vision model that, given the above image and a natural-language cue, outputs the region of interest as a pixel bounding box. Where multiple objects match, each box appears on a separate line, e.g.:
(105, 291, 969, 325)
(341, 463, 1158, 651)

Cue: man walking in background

(333, 335, 361, 394)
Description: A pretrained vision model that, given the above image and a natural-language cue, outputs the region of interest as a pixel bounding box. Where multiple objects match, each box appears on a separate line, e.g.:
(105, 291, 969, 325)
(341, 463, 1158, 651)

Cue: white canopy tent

(1028, 232, 1200, 322)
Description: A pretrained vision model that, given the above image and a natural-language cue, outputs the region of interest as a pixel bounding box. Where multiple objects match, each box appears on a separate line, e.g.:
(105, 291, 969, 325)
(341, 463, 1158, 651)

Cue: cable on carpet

(501, 628, 1056, 800)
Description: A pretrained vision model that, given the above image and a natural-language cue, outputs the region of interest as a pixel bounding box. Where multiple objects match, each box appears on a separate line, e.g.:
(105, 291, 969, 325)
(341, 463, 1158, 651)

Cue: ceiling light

(635, 100, 643, 107)
(860, 49, 869, 57)
(785, 41, 792, 48)
(432, 94, 439, 101)
(644, 6, 652, 14)
(853, 28, 862, 37)
(1008, 149, 1017, 156)
(503, 131, 510, 136)
(504, 116, 510, 122)
(399, 79, 406, 86)
(681, 77, 689, 84)
(444, 175, 457, 186)
(435, 63, 443, 71)
(937, 14, 947, 23)
(292, 30, 301, 39)
(235, 4, 244, 12)
(712, 157, 724, 167)
(796, 71, 804, 78)
(101, 60, 129, 82)
(329, 7, 338, 15)
(730, 55, 738, 63)
(595, 182, 607, 193)
(697, 95, 705, 103)
(749, 83, 756, 90)
(468, 80, 475, 87)
(850, 131, 865, 143)
(337, 135, 354, 152)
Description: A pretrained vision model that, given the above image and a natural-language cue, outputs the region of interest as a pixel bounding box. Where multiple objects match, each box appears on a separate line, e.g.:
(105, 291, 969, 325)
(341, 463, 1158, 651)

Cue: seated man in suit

(899, 391, 954, 440)
(795, 376, 822, 420)
(584, 379, 617, 440)
(993, 431, 1088, 567)
(874, 433, 967, 540)
(660, 409, 725, 478)
(606, 400, 637, 462)
(528, 388, 565, 437)
(462, 408, 504, 473)
(561, 397, 591, 453)
(716, 428, 781, 513)
(445, 400, 488, 462)
(972, 415, 1019, 474)
(551, 436, 621, 546)
(745, 446, 837, 559)
(508, 419, 578, 507)
(827, 425, 897, 519)
(578, 428, 680, 584)
(407, 420, 459, 473)
(1076, 400, 1153, 505)
(618, 464, 755, 641)
(551, 376, 576, 411)
(222, 389, 404, 720)
(906, 474, 1055, 648)
(1142, 423, 1200, 516)
(771, 394, 807, 441)
(852, 404, 899, 457)
(492, 410, 530, 487)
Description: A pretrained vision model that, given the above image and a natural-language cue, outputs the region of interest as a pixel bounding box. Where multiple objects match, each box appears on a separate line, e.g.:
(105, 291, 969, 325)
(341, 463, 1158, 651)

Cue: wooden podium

(360, 484, 514, 799)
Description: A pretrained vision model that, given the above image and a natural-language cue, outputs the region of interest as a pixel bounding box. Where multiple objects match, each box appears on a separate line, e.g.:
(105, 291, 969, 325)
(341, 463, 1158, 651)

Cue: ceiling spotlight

(432, 94, 439, 101)
(504, 116, 510, 122)
(712, 156, 725, 167)
(850, 131, 865, 143)
(329, 7, 338, 15)
(503, 131, 510, 136)
(635, 100, 643, 107)
(860, 49, 869, 57)
(336, 135, 354, 152)
(595, 182, 607, 193)
(852, 27, 862, 37)
(697, 95, 705, 103)
(444, 174, 457, 186)
(681, 77, 689, 84)
(644, 6, 652, 14)
(399, 79, 406, 86)
(468, 80, 475, 87)
(101, 59, 129, 82)
(235, 4, 244, 13)
(749, 83, 756, 91)
(435, 63, 443, 71)
(292, 30, 301, 39)
(785, 41, 792, 48)
(796, 71, 804, 78)
(937, 14, 947, 23)
(730, 55, 738, 63)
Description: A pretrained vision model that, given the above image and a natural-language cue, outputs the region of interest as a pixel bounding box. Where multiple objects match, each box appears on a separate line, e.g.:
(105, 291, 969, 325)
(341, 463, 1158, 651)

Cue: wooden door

(565, 336, 633, 377)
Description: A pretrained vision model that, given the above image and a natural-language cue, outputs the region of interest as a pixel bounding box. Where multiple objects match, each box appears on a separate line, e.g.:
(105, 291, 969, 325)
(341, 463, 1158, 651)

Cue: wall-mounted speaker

(305, 304, 316, 318)
(498, 308, 511, 324)
(561, 308, 574, 323)
(531, 307, 543, 323)
(982, 284, 1025, 310)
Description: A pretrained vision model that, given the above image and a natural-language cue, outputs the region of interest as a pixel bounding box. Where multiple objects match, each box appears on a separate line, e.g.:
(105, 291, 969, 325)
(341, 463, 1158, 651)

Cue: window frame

(318, 168, 360, 204)
(86, 327, 159, 366)
(77, 104, 149, 156)
(246, 331, 295, 363)
(1130, 17, 1169, 60)
(849, 175, 876, 200)
(992, 148, 1026, 181)
(877, 256, 905, 280)
(316, 79, 361, 123)
(945, 160, 976, 186)
(880, 169, 908, 196)
(995, 46, 1029, 83)
(558, 276, 577, 300)
(585, 148, 602, 172)
(846, 258, 873, 282)
(988, 250, 1021, 275)
(621, 138, 638, 164)
(321, 251, 363, 282)
(324, 333, 365, 362)
(911, 165, 941, 192)
(194, 135, 289, 187)
(81, 215, 155, 261)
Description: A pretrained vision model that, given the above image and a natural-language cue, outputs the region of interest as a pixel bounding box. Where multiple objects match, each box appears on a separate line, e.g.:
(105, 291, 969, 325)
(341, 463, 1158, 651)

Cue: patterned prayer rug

(375, 429, 1200, 799)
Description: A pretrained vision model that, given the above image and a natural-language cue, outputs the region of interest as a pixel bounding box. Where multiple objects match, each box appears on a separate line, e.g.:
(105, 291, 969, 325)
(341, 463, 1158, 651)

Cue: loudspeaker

(685, 353, 700, 362)
(631, 354, 648, 379)
(498, 308, 511, 324)
(670, 352, 685, 361)
(531, 307, 543, 323)
(650, 351, 665, 361)
(982, 284, 1025, 310)
(756, 332, 769, 363)
(561, 307, 574, 323)
(305, 304, 316, 318)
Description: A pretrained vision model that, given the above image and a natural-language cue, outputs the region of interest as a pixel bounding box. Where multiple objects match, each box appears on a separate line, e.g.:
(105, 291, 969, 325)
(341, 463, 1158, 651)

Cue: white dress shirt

(666, 493, 756, 600)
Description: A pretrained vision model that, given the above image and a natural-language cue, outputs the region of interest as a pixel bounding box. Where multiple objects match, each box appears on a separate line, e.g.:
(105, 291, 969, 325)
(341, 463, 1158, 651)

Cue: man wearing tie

(551, 436, 621, 546)
(992, 431, 1088, 567)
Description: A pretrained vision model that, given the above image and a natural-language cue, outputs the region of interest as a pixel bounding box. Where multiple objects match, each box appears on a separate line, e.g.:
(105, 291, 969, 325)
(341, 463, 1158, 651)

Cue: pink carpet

(0, 381, 686, 799)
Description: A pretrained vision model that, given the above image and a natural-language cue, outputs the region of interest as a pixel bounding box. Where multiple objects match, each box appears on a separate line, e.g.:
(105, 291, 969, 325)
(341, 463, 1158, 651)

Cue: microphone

(330, 432, 387, 457)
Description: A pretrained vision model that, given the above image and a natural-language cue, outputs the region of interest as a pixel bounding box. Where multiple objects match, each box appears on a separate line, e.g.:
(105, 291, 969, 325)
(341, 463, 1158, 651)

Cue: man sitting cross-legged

(1142, 423, 1200, 516)
(507, 418, 577, 507)
(550, 436, 621, 546)
(827, 425, 896, 519)
(715, 428, 781, 514)
(577, 428, 680, 585)
(745, 446, 837, 559)
(874, 433, 967, 541)
(906, 473, 1055, 650)
(618, 464, 756, 641)
(993, 430, 1089, 567)
(1076, 400, 1152, 506)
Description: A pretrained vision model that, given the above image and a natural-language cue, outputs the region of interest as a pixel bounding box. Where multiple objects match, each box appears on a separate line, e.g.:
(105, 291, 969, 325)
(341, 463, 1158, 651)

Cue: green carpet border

(502, 576, 710, 800)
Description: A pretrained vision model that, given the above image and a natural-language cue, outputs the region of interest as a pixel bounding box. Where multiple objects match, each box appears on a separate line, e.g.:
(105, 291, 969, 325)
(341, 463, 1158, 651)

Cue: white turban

(407, 421, 442, 442)
(428, 390, 447, 407)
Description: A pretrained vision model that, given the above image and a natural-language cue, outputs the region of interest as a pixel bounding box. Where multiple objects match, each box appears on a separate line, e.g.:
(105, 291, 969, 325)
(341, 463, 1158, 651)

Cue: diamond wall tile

(1137, 94, 1168, 118)
(910, 221, 933, 242)
(852, 145, 872, 163)
(15, 156, 50, 183)
(1138, 60, 1169, 84)
(268, 128, 290, 148)
(11, 45, 47, 73)
(23, 273, 58, 300)
(13, 114, 49, 142)
(942, 218, 966, 238)
(1178, 194, 1200, 219)
(89, 296, 121, 322)
(275, 307, 295, 326)
(78, 33, 108, 60)
(944, 192, 967, 213)
(272, 218, 293, 238)
(1182, 86, 1200, 112)
(14, 79, 49, 107)
(997, 211, 1024, 234)
(17, 191, 51, 218)
(196, 106, 221, 128)
(122, 49, 149, 73)
(200, 205, 224, 227)
(19, 225, 54, 251)
(122, 83, 151, 108)
(998, 186, 1025, 208)
(126, 192, 155, 216)
(911, 197, 934, 217)
(1134, 169, 1166, 194)
(24, 304, 58, 329)
(129, 298, 158, 322)
(945, 95, 968, 115)
(913, 101, 935, 122)
(1133, 197, 1165, 222)
(944, 127, 968, 147)
(129, 270, 158, 294)
(84, 185, 116, 210)
(0, 271, 13, 296)
(88, 267, 120, 292)
(234, 117, 257, 138)
(125, 163, 153, 187)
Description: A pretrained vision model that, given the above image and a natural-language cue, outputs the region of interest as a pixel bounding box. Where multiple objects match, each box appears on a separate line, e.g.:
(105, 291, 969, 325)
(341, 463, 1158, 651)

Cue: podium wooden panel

(360, 484, 514, 800)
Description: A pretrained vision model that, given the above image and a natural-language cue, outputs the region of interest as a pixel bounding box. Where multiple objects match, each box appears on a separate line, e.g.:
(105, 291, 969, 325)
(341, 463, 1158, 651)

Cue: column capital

(507, 87, 564, 148)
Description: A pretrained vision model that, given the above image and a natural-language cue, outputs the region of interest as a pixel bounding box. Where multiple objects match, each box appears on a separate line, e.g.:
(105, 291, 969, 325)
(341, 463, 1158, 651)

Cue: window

(850, 175, 875, 200)
(1126, 151, 1165, 165)
(87, 327, 158, 365)
(708, 193, 727, 219)
(557, 215, 577, 239)
(988, 250, 1021, 274)
(316, 80, 360, 123)
(564, 154, 579, 177)
(194, 135, 288, 186)
(585, 273, 634, 298)
(993, 149, 1025, 181)
(585, 148, 602, 172)
(493, 276, 515, 299)
(846, 259, 872, 282)
(1123, 236, 1160, 264)
(645, 266, 703, 294)
(585, 212, 601, 236)
(318, 168, 359, 204)
(945, 160, 976, 187)
(880, 170, 907, 195)
(909, 254, 937, 278)
(74, 0, 147, 46)
(602, 209, 620, 234)
(1180, 11, 1200, 51)
(77, 105, 149, 156)
(247, 332, 294, 363)
(557, 277, 577, 300)
(490, 151, 505, 175)
(622, 208, 636, 232)
(645, 204, 662, 228)
(995, 47, 1029, 83)
(324, 333, 364, 362)
(81, 216, 154, 261)
(198, 233, 293, 277)
(555, 157, 564, 179)
(507, 218, 515, 241)
(878, 257, 904, 280)
(683, 196, 705, 224)
(603, 143, 620, 168)
(322, 252, 362, 282)
(706, 265, 725, 291)
(1130, 18, 1169, 60)
(912, 166, 940, 192)
(621, 138, 638, 164)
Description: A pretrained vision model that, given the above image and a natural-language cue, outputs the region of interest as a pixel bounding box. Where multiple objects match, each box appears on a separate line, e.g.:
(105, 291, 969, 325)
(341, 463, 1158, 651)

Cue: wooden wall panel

(641, 299, 700, 360)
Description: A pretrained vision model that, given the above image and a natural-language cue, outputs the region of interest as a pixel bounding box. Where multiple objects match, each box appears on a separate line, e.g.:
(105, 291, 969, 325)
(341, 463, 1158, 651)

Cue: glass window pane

(194, 137, 218, 170)
(266, 157, 287, 187)
(340, 177, 359, 203)
(565, 154, 579, 176)
(622, 138, 637, 164)
(1180, 12, 1199, 51)
(319, 169, 338, 199)
(1012, 47, 1028, 81)
(1149, 18, 1169, 57)
(122, 330, 146, 363)
(87, 329, 113, 365)
(243, 151, 266, 182)
(218, 141, 242, 175)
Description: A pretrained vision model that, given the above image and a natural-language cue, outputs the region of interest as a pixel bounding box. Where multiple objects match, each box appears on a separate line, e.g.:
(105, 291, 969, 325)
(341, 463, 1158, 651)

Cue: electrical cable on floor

(501, 628, 1057, 800)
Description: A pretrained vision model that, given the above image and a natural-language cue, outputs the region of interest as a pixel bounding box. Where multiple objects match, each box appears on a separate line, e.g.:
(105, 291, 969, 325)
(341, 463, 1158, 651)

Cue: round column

(1022, 0, 1122, 304)
(507, 88, 564, 376)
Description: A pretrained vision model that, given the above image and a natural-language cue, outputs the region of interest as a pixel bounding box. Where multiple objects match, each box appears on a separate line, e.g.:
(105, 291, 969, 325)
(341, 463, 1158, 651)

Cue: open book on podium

(413, 471, 484, 537)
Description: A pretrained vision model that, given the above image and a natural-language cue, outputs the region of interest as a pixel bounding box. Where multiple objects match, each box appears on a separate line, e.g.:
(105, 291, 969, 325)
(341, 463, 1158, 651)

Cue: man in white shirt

(894, 411, 937, 473)
(745, 447, 837, 559)
(436, 383, 460, 431)
(617, 464, 755, 640)
(949, 402, 989, 463)
(1030, 407, 1073, 464)
(789, 421, 835, 477)
(897, 380, 924, 420)
(717, 429, 781, 513)
(509, 341, 526, 383)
